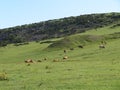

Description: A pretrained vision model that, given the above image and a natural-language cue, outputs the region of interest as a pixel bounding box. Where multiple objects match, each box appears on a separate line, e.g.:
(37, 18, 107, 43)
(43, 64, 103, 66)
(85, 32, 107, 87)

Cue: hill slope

(0, 12, 120, 46)
(0, 23, 120, 90)
(48, 25, 120, 49)
(0, 24, 119, 63)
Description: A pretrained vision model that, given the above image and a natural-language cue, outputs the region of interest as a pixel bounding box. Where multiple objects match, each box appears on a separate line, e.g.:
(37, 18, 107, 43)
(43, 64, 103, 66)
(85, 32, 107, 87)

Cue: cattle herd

(24, 41, 107, 64)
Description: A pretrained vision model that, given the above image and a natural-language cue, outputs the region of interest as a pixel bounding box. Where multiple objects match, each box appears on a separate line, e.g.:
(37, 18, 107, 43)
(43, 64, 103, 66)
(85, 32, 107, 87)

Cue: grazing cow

(70, 48, 74, 50)
(78, 45, 83, 48)
(99, 44, 105, 48)
(25, 59, 33, 63)
(64, 50, 67, 53)
(63, 56, 68, 59)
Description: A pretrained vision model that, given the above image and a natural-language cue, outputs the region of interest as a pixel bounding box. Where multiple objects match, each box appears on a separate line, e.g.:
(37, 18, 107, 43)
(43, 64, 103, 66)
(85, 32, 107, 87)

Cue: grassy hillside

(0, 24, 119, 63)
(0, 24, 120, 90)
(0, 12, 120, 46)
(48, 25, 120, 49)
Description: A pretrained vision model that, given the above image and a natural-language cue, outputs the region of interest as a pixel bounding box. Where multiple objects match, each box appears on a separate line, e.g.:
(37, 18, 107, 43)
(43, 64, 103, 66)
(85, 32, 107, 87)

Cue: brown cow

(99, 44, 105, 48)
(64, 50, 67, 53)
(63, 56, 68, 59)
(78, 45, 83, 48)
(25, 59, 33, 63)
(53, 59, 59, 62)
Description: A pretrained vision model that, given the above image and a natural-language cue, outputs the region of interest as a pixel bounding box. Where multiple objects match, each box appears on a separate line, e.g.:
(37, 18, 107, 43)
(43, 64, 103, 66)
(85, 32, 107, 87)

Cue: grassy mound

(47, 25, 120, 49)
(48, 35, 105, 49)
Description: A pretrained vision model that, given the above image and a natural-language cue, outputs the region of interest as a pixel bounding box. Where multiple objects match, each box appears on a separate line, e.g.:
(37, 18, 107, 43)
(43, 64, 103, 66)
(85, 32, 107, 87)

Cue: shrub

(0, 42, 8, 47)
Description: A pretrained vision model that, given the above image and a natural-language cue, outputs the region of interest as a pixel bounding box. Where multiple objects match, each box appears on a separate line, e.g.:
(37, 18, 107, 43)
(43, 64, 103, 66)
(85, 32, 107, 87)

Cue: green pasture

(0, 26, 120, 90)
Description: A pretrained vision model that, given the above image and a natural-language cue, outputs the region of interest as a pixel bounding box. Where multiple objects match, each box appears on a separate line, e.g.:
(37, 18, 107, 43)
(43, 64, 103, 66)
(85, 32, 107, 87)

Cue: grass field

(0, 25, 120, 90)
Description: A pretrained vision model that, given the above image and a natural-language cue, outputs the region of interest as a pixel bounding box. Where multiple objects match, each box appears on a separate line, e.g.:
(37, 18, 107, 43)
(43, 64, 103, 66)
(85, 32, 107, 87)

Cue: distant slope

(48, 35, 104, 49)
(0, 12, 120, 46)
(47, 25, 120, 49)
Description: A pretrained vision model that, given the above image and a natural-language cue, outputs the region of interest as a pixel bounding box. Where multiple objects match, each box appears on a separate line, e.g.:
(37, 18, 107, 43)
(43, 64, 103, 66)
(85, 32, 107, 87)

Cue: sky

(0, 0, 120, 29)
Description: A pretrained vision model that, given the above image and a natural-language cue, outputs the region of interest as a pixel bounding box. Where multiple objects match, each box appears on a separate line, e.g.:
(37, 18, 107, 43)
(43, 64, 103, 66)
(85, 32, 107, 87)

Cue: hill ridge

(0, 12, 120, 46)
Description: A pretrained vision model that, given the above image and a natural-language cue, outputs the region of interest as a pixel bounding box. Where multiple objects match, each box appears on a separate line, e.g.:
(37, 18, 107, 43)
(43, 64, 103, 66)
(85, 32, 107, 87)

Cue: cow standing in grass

(99, 44, 105, 48)
(25, 59, 33, 63)
(99, 41, 107, 49)
(63, 56, 68, 60)
(64, 50, 67, 53)
(78, 45, 83, 48)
